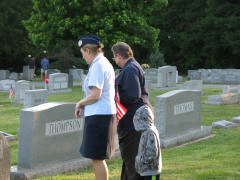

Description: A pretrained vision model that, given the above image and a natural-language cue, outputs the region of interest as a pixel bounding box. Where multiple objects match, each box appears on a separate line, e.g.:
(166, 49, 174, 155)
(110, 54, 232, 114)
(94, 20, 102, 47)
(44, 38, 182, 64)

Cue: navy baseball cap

(78, 35, 100, 48)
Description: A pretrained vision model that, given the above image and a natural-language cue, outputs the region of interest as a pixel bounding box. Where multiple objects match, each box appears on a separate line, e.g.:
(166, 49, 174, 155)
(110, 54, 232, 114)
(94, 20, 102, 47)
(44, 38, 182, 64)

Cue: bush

(49, 57, 88, 73)
(149, 49, 166, 68)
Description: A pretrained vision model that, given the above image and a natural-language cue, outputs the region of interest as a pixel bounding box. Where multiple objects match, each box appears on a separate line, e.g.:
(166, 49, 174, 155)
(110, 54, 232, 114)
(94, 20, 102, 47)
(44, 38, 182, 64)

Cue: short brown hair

(111, 42, 133, 59)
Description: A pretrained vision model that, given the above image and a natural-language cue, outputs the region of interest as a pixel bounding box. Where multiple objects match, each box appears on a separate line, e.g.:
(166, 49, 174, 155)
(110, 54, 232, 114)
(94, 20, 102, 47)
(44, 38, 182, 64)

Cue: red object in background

(9, 85, 14, 99)
(45, 77, 49, 84)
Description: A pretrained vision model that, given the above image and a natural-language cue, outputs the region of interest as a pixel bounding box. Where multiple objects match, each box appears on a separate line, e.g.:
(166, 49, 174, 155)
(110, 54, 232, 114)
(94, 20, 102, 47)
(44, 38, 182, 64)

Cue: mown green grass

(0, 86, 239, 179)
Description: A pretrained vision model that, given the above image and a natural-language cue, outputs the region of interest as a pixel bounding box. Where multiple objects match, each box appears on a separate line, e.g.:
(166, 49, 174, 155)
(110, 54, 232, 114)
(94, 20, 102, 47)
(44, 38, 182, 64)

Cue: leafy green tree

(0, 0, 33, 71)
(149, 49, 166, 68)
(201, 0, 240, 69)
(156, 0, 207, 73)
(156, 0, 240, 74)
(23, 0, 167, 69)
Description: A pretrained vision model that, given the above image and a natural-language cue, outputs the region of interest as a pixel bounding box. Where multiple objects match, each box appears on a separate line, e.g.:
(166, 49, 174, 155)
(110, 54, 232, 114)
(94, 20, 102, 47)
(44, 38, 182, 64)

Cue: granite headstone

(0, 133, 11, 180)
(17, 102, 84, 169)
(205, 93, 238, 105)
(231, 116, 240, 123)
(24, 89, 48, 108)
(0, 70, 10, 80)
(154, 90, 212, 148)
(47, 69, 61, 77)
(69, 69, 83, 81)
(145, 68, 158, 83)
(0, 80, 15, 92)
(22, 66, 29, 80)
(157, 66, 177, 88)
(9, 72, 19, 80)
(13, 80, 30, 104)
(48, 73, 72, 94)
(212, 120, 237, 129)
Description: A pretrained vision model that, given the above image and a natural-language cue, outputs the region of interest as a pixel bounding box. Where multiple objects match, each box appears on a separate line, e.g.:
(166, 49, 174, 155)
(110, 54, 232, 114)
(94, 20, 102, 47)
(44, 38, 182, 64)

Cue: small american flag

(116, 91, 127, 123)
(9, 85, 14, 99)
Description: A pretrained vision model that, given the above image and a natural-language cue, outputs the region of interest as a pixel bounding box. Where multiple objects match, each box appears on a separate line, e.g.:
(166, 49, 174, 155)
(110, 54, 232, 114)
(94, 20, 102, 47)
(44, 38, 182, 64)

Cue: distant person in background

(41, 55, 49, 80)
(28, 56, 36, 81)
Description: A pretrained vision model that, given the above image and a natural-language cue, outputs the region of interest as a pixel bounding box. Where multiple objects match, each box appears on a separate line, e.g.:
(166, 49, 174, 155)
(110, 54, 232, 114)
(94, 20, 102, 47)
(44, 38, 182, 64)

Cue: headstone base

(205, 93, 239, 105)
(10, 151, 121, 180)
(231, 116, 240, 123)
(153, 86, 177, 91)
(212, 120, 237, 129)
(160, 126, 212, 149)
(0, 131, 15, 142)
(48, 89, 72, 94)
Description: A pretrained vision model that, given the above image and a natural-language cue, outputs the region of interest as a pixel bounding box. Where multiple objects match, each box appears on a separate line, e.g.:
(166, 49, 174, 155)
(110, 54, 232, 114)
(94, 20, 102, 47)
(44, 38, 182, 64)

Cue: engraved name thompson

(45, 119, 83, 136)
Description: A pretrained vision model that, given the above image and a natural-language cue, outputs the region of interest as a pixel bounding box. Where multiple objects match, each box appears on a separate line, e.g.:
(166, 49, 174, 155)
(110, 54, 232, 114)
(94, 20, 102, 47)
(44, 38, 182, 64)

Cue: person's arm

(143, 133, 158, 163)
(75, 86, 102, 118)
(118, 68, 141, 104)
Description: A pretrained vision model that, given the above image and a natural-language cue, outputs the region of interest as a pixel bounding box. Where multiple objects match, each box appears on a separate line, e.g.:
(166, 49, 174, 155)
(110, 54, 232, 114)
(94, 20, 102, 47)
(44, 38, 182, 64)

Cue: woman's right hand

(75, 101, 84, 118)
(75, 108, 82, 118)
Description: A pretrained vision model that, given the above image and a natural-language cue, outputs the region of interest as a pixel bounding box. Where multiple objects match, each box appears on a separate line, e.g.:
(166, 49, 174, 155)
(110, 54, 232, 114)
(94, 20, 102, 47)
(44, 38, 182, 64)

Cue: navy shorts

(80, 114, 117, 159)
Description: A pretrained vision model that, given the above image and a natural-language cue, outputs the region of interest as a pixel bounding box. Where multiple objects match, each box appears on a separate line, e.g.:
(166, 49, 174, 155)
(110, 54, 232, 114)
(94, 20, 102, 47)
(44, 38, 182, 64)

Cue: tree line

(0, 0, 239, 74)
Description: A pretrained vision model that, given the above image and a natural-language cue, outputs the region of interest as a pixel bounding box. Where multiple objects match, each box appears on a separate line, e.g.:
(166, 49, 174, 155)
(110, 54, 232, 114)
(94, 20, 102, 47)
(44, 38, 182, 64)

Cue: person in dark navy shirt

(111, 42, 152, 180)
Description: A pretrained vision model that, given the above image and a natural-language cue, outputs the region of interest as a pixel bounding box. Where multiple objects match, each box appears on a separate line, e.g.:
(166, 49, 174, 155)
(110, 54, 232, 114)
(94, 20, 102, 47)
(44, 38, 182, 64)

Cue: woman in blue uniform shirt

(75, 35, 117, 180)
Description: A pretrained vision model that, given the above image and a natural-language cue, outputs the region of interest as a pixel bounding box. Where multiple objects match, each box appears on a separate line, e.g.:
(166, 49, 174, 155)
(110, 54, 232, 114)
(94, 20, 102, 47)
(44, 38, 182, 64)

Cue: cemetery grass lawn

(0, 87, 240, 179)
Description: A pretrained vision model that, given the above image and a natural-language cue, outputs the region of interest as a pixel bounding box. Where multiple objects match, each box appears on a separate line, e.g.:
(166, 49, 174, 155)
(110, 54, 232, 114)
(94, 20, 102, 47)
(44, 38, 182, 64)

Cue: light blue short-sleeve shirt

(83, 53, 116, 117)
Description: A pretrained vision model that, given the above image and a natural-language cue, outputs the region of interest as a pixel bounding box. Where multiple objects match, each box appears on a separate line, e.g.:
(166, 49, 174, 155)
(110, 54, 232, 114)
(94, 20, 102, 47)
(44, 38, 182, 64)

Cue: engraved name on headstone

(49, 73, 72, 94)
(174, 101, 194, 115)
(45, 118, 83, 136)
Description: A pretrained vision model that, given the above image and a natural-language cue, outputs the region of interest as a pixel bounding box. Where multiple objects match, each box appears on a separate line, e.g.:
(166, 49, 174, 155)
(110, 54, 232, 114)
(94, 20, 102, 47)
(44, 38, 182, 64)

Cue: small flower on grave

(44, 77, 49, 84)
(141, 64, 150, 69)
